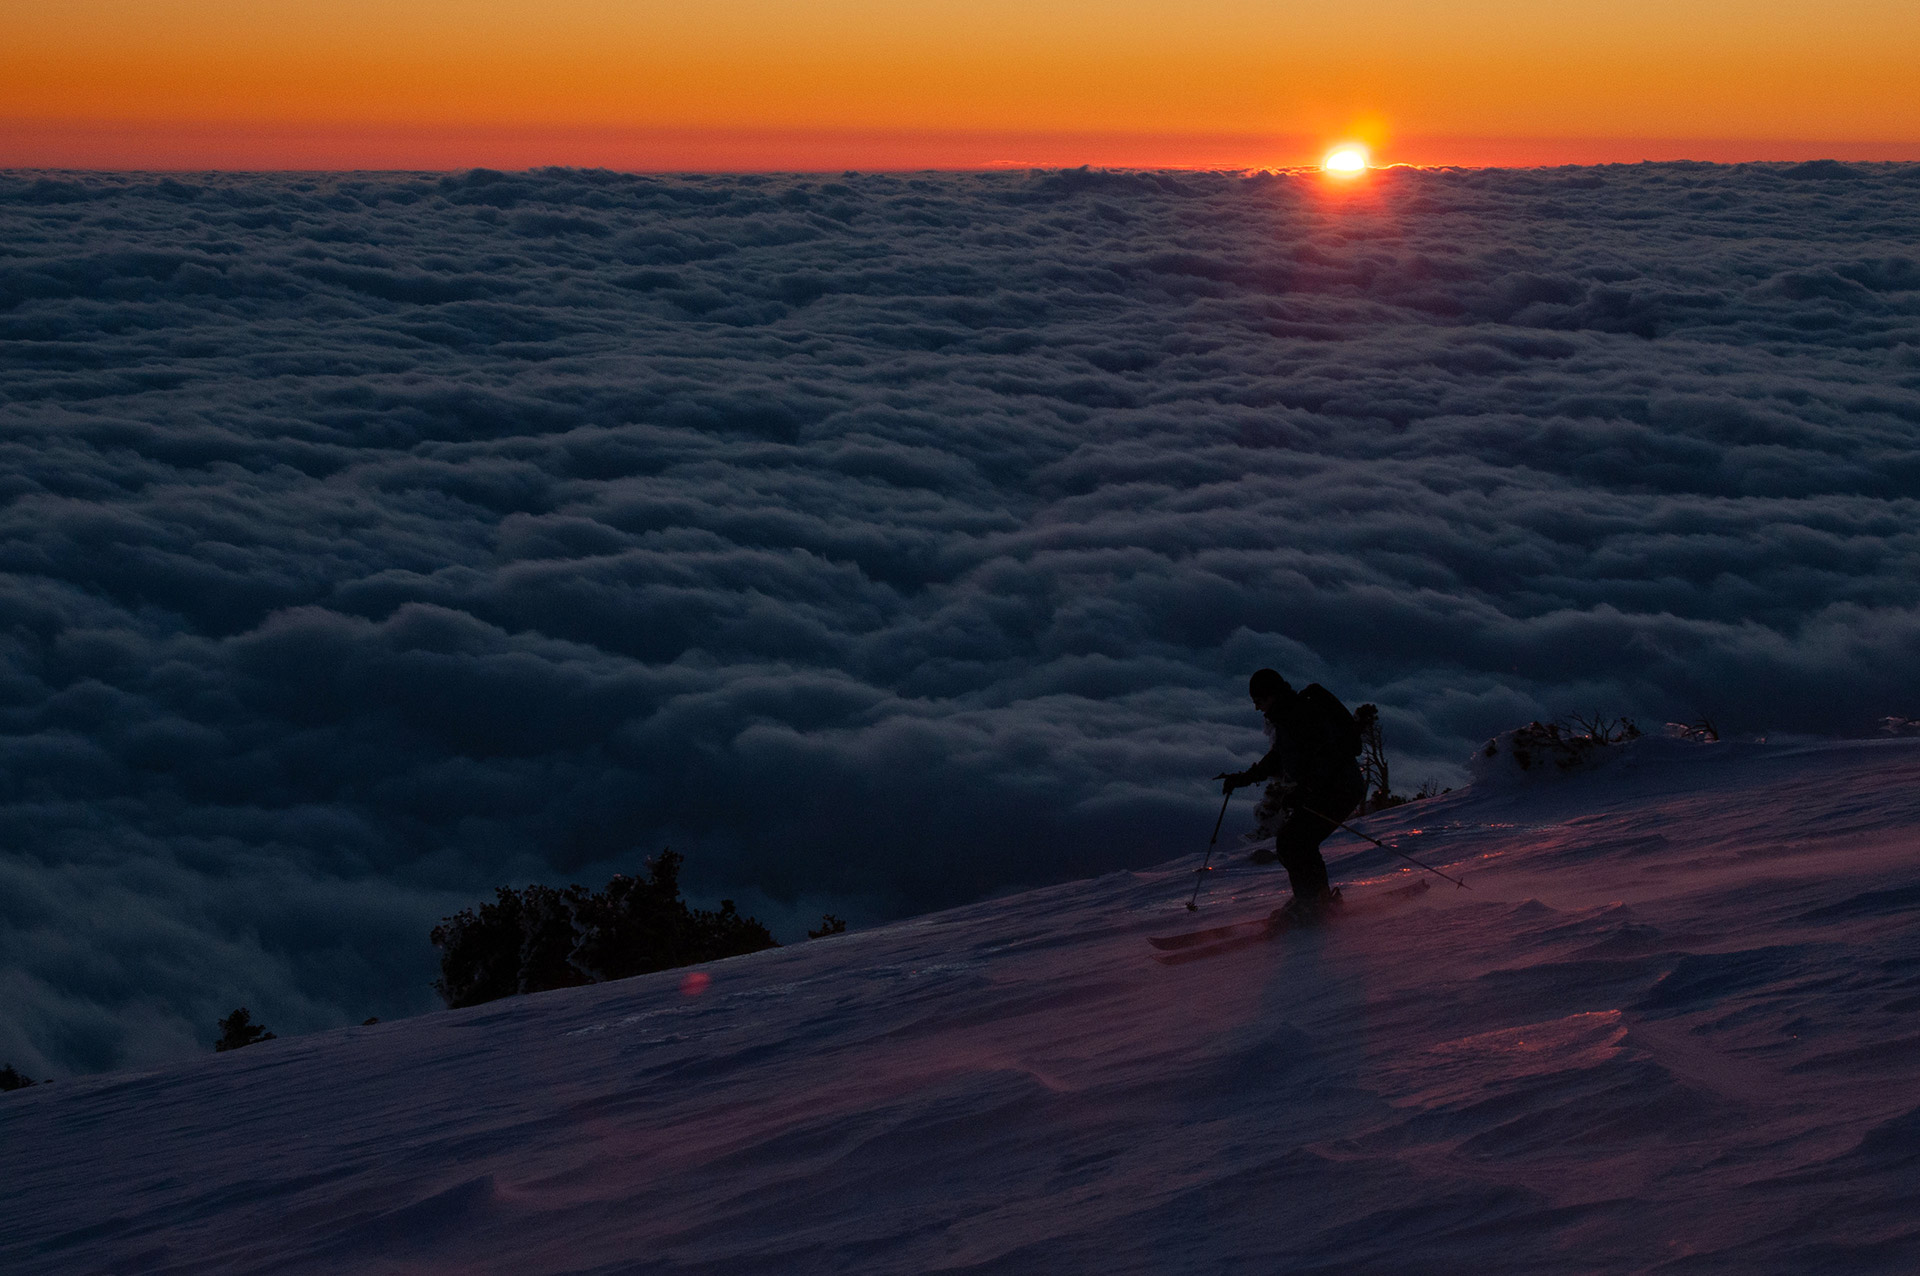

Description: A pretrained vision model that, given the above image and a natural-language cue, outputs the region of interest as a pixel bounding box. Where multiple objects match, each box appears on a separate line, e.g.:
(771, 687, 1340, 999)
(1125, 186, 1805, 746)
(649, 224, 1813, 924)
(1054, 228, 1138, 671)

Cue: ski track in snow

(5, 736, 1920, 1273)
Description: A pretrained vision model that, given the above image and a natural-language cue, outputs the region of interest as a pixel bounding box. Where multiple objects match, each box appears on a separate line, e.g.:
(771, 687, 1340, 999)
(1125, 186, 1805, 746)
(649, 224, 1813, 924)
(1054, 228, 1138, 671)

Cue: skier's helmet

(1248, 668, 1291, 700)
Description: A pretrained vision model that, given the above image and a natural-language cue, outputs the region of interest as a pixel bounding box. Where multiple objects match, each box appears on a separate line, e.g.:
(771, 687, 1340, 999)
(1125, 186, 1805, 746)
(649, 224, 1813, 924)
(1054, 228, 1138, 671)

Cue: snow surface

(6, 736, 1919, 1274)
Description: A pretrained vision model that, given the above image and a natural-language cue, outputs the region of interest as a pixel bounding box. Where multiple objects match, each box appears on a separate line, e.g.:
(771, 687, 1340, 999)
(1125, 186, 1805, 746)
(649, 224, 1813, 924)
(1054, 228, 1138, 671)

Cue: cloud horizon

(9, 124, 1920, 172)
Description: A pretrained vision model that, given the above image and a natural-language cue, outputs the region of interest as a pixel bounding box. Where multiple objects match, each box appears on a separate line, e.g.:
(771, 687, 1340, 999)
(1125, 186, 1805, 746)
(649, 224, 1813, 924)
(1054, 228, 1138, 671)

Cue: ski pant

(1273, 765, 1366, 901)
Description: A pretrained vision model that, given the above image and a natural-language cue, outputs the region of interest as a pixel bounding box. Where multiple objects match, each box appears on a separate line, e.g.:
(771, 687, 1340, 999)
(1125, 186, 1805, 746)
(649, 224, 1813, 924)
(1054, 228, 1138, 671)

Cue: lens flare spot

(1322, 144, 1369, 176)
(680, 971, 711, 996)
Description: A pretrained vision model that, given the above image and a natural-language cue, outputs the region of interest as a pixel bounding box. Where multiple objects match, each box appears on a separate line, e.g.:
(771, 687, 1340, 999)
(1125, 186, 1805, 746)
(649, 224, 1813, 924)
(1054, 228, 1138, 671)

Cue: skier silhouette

(1219, 668, 1366, 919)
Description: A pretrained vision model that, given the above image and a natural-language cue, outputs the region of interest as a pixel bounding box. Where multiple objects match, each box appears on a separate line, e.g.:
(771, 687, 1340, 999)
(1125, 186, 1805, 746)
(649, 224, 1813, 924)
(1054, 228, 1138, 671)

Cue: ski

(1148, 878, 1431, 960)
(1146, 915, 1272, 951)
(1153, 918, 1298, 965)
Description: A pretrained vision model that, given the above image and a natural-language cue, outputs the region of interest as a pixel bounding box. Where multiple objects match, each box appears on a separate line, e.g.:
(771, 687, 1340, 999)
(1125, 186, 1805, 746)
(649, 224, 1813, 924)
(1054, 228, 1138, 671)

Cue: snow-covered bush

(1471, 715, 1643, 783)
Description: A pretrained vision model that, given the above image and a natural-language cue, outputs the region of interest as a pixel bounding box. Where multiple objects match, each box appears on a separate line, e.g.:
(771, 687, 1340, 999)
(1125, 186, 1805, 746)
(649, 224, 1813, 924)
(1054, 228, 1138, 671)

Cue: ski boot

(1273, 887, 1344, 927)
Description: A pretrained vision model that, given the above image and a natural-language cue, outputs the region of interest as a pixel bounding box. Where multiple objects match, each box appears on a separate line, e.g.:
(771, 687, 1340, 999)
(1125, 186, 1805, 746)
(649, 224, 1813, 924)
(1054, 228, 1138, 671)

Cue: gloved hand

(1219, 771, 1250, 795)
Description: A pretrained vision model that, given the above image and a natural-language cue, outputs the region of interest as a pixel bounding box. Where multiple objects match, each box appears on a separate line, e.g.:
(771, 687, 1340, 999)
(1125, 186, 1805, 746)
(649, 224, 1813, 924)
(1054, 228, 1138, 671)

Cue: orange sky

(4, 1, 1918, 169)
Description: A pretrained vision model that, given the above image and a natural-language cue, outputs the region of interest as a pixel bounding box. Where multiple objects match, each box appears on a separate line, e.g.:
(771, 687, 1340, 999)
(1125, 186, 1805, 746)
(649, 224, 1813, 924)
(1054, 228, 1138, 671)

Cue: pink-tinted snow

(5, 737, 1919, 1273)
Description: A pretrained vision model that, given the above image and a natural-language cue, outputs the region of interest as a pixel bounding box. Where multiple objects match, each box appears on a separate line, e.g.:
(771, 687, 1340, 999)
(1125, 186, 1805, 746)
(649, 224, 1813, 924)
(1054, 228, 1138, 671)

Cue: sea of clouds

(2, 161, 1918, 1074)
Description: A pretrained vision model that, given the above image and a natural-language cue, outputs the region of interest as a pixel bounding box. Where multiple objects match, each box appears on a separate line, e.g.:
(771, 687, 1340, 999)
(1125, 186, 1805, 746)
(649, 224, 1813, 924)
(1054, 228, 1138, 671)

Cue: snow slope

(6, 736, 1919, 1274)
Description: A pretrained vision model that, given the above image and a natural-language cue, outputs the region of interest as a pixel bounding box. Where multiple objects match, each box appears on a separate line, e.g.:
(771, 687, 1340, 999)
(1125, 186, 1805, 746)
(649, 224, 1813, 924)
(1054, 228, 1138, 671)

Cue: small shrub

(1485, 714, 1643, 775)
(1565, 712, 1642, 745)
(808, 914, 848, 938)
(1355, 703, 1416, 811)
(431, 849, 779, 1009)
(1666, 717, 1720, 742)
(429, 886, 554, 1009)
(214, 1008, 275, 1052)
(1507, 721, 1595, 771)
(1, 1064, 37, 1092)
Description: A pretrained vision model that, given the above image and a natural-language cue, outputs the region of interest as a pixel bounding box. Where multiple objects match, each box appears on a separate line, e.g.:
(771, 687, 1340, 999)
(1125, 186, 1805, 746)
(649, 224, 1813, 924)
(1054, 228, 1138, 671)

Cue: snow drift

(5, 735, 1919, 1273)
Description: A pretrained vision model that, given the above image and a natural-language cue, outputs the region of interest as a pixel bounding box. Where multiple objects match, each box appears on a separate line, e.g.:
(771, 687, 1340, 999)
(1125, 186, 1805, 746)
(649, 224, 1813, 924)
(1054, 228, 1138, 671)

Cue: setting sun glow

(2, 0, 1918, 168)
(1322, 144, 1369, 175)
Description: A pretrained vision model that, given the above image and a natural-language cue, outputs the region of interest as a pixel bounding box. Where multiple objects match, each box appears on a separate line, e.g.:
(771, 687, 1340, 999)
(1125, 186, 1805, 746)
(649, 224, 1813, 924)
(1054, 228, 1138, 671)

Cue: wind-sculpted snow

(1, 164, 1919, 1074)
(3, 738, 1918, 1273)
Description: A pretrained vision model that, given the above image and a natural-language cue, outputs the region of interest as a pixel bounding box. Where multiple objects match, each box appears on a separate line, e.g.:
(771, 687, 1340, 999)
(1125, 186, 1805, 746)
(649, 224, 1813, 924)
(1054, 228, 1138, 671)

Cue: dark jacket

(1244, 683, 1361, 792)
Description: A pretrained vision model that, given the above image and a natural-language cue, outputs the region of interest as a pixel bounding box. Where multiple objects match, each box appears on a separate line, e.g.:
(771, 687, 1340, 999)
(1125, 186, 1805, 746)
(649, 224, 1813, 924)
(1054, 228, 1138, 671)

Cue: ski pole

(1186, 781, 1235, 912)
(1301, 806, 1470, 889)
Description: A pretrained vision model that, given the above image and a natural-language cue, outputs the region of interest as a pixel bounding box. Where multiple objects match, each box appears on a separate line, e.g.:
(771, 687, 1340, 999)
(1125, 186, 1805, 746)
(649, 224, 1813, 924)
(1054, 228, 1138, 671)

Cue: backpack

(1299, 683, 1362, 759)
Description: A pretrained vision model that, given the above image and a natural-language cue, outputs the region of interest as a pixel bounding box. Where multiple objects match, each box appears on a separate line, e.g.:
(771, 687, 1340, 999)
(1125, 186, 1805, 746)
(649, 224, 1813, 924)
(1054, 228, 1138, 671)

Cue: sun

(1322, 144, 1370, 176)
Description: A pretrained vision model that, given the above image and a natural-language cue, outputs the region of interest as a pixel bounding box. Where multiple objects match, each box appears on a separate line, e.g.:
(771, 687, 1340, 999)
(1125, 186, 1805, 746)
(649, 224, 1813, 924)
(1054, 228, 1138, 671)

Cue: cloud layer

(2, 162, 1918, 1073)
